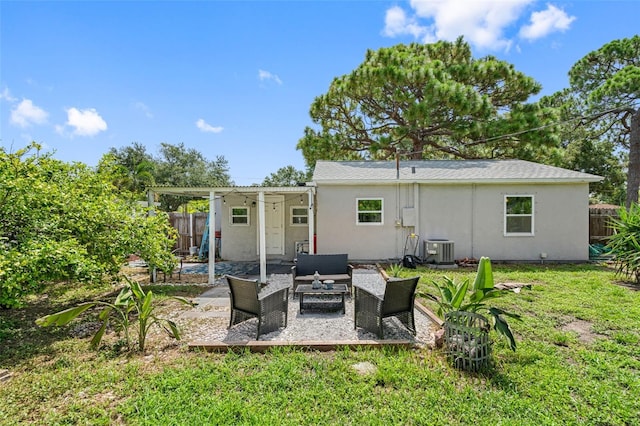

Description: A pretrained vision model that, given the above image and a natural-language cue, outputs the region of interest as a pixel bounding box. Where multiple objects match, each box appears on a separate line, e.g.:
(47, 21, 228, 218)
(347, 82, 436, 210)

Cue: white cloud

(1, 87, 17, 102)
(258, 69, 283, 85)
(10, 99, 49, 127)
(383, 0, 575, 51)
(134, 101, 153, 118)
(519, 4, 575, 40)
(64, 107, 107, 136)
(383, 6, 429, 39)
(196, 118, 223, 133)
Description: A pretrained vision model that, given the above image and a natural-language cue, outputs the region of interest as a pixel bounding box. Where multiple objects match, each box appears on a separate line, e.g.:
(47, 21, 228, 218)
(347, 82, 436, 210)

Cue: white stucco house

(312, 160, 602, 263)
(149, 159, 602, 283)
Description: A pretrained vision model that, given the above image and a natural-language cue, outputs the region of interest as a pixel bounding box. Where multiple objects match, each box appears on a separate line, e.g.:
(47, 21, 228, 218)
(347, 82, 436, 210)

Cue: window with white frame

(230, 206, 249, 225)
(290, 206, 308, 225)
(504, 195, 534, 235)
(357, 198, 383, 225)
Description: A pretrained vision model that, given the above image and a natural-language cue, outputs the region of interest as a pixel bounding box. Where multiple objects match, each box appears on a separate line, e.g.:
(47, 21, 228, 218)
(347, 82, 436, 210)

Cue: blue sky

(1, 1, 639, 186)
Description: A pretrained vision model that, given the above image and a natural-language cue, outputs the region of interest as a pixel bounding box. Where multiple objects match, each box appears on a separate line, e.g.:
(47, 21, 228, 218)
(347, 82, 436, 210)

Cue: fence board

(168, 212, 208, 255)
(589, 206, 620, 244)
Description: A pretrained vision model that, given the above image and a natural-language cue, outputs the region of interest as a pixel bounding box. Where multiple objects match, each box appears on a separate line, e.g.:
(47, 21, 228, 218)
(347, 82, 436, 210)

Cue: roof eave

(148, 186, 314, 197)
(313, 177, 603, 185)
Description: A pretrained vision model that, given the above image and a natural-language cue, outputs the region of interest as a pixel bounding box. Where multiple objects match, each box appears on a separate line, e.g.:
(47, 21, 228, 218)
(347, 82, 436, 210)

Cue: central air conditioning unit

(424, 240, 455, 264)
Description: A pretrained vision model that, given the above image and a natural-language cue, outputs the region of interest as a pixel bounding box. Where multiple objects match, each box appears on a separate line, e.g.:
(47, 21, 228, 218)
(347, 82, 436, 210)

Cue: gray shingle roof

(312, 160, 602, 183)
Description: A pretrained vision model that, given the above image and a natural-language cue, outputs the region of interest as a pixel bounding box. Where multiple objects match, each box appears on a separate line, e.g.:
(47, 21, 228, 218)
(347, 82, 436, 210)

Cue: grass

(1, 264, 639, 424)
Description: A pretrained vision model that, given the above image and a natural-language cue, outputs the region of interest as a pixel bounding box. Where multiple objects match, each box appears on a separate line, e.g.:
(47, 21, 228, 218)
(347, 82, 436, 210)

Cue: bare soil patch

(560, 319, 599, 344)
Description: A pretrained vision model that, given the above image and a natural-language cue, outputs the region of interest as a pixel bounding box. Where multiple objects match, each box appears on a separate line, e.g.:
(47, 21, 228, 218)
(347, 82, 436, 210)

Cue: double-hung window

(290, 207, 308, 226)
(230, 207, 249, 225)
(357, 198, 383, 225)
(504, 195, 534, 235)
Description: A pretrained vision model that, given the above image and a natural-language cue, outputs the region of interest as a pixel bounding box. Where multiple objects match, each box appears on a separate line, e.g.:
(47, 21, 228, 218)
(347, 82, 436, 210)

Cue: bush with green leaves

(607, 203, 640, 283)
(426, 257, 521, 351)
(0, 143, 178, 307)
(36, 277, 193, 352)
(387, 263, 404, 277)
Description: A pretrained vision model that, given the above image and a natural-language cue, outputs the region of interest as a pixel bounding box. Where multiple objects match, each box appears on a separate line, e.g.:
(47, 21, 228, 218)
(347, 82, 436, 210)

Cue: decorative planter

(444, 311, 491, 371)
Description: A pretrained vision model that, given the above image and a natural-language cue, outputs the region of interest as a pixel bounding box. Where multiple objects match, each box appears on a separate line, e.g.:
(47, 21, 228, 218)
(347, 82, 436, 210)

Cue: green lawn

(1, 264, 639, 425)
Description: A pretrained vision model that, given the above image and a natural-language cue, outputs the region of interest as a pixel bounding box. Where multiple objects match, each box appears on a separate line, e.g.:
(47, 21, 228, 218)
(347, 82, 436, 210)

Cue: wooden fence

(168, 212, 208, 255)
(589, 205, 620, 245)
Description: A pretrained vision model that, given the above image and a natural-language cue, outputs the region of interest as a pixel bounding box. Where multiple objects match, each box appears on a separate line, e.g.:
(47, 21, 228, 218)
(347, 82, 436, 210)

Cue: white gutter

(314, 178, 603, 185)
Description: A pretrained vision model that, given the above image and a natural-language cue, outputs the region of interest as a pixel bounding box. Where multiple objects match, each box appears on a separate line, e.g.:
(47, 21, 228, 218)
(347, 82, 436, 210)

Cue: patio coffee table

(294, 283, 349, 315)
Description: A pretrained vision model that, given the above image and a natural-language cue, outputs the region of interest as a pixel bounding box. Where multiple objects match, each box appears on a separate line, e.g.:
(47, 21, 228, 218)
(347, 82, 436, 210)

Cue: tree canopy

(297, 37, 559, 169)
(262, 165, 310, 187)
(566, 35, 640, 207)
(105, 142, 233, 211)
(105, 142, 156, 196)
(539, 89, 626, 204)
(0, 143, 177, 307)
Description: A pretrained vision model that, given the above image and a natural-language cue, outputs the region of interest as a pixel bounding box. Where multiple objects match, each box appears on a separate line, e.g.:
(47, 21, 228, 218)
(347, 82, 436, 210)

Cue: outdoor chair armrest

(258, 286, 289, 336)
(353, 285, 384, 338)
(259, 286, 289, 303)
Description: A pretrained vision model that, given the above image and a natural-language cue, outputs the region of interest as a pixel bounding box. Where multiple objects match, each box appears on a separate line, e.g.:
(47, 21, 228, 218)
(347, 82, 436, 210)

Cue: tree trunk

(626, 108, 640, 208)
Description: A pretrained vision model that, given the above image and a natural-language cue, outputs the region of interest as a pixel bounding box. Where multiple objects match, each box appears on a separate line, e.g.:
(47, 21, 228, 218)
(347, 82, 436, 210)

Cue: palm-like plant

(607, 203, 640, 283)
(36, 277, 193, 352)
(426, 257, 521, 351)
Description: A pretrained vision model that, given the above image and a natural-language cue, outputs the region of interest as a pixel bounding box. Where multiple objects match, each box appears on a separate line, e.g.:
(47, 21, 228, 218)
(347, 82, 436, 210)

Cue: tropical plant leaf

(170, 296, 195, 307)
(473, 256, 494, 291)
(489, 306, 522, 321)
(492, 313, 517, 351)
(160, 319, 181, 339)
(35, 302, 96, 327)
(141, 290, 153, 317)
(130, 280, 145, 300)
(89, 318, 110, 350)
(114, 286, 132, 306)
(451, 278, 469, 310)
(98, 306, 113, 321)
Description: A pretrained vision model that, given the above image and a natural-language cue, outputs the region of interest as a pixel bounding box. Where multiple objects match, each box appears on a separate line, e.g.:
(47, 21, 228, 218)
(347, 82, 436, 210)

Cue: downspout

(308, 187, 315, 254)
(208, 191, 216, 285)
(413, 181, 420, 256)
(396, 153, 400, 258)
(471, 184, 476, 259)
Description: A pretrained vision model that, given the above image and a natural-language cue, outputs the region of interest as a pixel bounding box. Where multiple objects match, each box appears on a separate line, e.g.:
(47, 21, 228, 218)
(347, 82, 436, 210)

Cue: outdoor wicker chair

(226, 275, 289, 340)
(354, 276, 420, 339)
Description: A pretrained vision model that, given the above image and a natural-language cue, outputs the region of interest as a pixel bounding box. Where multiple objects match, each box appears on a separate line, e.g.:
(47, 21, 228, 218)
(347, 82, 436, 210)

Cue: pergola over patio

(147, 185, 316, 284)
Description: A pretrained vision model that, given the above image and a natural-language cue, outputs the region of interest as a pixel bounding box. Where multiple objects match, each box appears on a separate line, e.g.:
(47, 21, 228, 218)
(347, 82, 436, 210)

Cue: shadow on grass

(0, 281, 207, 367)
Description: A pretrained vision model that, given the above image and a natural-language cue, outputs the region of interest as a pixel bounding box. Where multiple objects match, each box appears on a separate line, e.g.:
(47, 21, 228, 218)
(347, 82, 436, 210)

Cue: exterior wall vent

(424, 240, 455, 264)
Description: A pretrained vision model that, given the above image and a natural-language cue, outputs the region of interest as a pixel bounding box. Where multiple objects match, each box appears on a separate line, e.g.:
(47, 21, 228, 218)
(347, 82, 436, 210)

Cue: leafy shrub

(607, 203, 640, 283)
(0, 143, 177, 307)
(387, 263, 404, 277)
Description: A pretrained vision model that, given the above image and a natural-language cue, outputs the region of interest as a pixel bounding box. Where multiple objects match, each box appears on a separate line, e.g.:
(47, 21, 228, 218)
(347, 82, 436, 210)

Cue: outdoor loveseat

(291, 253, 353, 294)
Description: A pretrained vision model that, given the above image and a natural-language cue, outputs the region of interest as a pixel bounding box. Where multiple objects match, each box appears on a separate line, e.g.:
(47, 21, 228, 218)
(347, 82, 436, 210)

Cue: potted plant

(426, 257, 520, 370)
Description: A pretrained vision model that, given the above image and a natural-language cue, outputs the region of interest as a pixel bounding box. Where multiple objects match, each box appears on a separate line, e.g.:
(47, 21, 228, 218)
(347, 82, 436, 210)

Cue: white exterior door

(262, 195, 284, 255)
